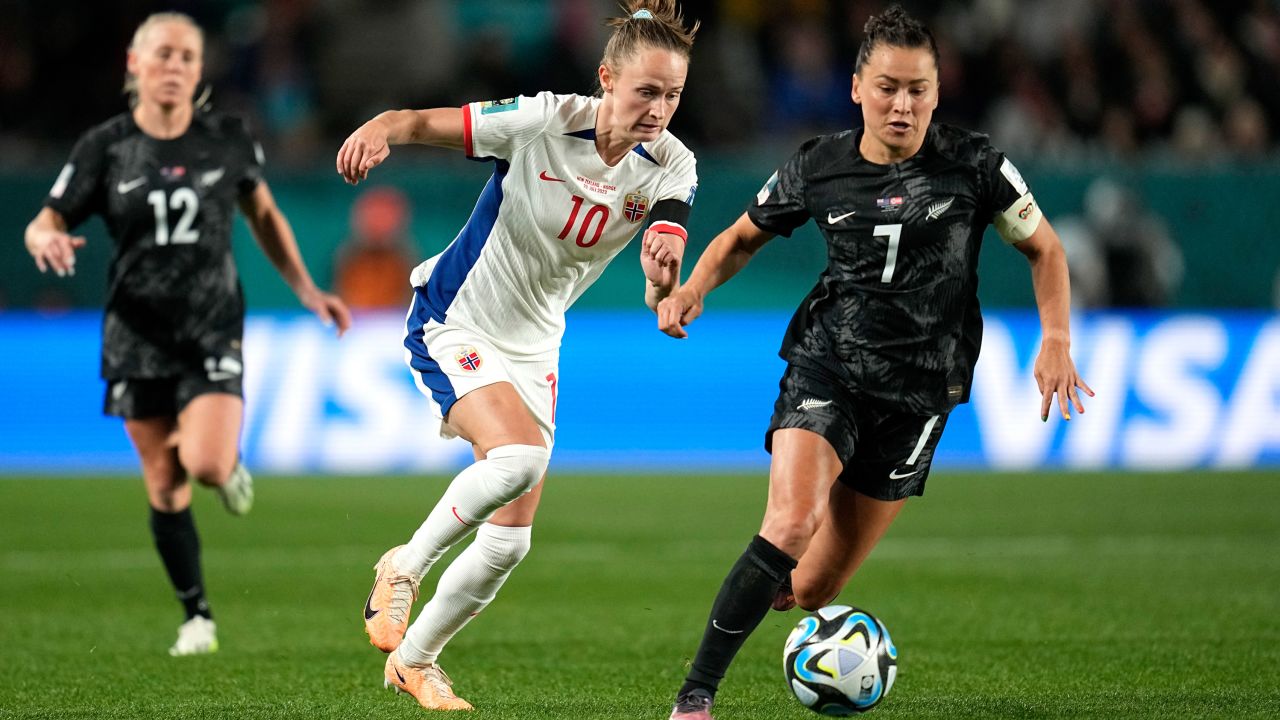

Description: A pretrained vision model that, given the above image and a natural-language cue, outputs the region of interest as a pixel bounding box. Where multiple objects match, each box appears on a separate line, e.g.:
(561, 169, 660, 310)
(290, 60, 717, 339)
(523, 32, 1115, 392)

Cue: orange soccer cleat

(363, 546, 420, 652)
(384, 649, 474, 711)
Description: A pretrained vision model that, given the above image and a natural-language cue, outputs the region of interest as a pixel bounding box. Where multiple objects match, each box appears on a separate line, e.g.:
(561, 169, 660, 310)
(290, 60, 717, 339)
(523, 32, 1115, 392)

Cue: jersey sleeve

(44, 128, 109, 230)
(983, 148, 1043, 244)
(746, 142, 811, 238)
(647, 147, 698, 239)
(227, 116, 265, 197)
(463, 92, 556, 160)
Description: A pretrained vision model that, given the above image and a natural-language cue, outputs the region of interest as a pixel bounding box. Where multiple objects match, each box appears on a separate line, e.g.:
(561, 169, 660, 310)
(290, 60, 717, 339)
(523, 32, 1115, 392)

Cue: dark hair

(854, 4, 939, 75)
(600, 1, 699, 78)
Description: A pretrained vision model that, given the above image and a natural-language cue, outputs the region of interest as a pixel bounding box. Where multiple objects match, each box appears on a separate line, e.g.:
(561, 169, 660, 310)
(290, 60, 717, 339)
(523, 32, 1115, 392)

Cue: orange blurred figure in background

(334, 186, 418, 309)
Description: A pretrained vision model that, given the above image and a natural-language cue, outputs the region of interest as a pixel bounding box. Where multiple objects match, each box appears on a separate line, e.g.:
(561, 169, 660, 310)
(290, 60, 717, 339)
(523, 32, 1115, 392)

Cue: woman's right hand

(657, 286, 704, 339)
(26, 227, 86, 277)
(336, 118, 391, 185)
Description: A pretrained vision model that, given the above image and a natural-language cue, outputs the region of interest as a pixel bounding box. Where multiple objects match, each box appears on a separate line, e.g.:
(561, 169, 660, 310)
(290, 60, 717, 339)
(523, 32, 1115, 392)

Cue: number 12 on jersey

(147, 188, 200, 246)
(874, 223, 902, 283)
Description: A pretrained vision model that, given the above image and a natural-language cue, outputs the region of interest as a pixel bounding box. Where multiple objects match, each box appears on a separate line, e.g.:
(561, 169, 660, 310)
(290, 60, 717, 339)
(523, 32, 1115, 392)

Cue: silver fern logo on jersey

(926, 197, 954, 221)
(200, 167, 225, 187)
(796, 398, 833, 411)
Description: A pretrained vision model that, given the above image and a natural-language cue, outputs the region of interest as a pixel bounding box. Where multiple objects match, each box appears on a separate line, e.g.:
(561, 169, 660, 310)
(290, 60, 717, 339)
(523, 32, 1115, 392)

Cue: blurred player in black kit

(23, 12, 350, 656)
(657, 6, 1093, 718)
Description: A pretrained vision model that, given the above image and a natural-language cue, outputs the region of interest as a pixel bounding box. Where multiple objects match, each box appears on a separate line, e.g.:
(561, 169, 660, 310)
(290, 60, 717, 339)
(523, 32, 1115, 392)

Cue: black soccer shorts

(765, 363, 950, 501)
(103, 372, 243, 419)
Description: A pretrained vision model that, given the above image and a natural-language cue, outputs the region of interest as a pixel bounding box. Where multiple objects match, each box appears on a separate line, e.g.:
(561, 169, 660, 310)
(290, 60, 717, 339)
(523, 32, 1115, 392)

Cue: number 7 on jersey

(874, 223, 902, 283)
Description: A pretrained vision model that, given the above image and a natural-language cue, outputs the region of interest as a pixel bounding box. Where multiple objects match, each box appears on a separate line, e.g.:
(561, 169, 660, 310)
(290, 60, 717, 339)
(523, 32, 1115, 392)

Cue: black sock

(680, 535, 797, 698)
(149, 507, 211, 620)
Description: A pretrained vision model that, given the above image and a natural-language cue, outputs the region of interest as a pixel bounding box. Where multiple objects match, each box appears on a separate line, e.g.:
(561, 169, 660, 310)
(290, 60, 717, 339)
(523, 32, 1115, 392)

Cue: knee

(147, 485, 190, 513)
(793, 578, 840, 612)
(483, 444, 550, 500)
(140, 461, 188, 511)
(184, 456, 236, 487)
(476, 524, 533, 572)
(760, 507, 823, 557)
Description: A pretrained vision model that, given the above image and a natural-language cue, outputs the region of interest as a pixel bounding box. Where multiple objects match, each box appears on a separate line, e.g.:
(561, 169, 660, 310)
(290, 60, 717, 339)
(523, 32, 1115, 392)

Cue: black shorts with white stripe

(764, 362, 950, 501)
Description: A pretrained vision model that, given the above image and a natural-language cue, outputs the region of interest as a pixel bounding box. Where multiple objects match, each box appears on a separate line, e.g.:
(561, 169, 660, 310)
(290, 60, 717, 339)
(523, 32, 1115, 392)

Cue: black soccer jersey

(749, 124, 1033, 414)
(45, 111, 264, 380)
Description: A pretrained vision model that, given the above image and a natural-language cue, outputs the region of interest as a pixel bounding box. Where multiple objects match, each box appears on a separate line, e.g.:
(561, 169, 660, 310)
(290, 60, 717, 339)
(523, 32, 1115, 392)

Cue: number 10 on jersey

(557, 194, 609, 248)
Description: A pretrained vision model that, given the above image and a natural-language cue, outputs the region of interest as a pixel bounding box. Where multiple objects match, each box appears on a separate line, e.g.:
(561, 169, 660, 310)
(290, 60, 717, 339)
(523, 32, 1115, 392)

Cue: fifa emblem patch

(876, 196, 904, 212)
(480, 97, 518, 115)
(756, 171, 779, 205)
(455, 346, 483, 372)
(623, 192, 649, 222)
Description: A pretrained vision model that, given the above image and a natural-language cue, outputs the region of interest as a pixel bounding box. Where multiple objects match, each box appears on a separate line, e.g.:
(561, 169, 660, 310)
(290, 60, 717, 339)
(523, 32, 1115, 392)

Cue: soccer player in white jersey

(335, 0, 699, 711)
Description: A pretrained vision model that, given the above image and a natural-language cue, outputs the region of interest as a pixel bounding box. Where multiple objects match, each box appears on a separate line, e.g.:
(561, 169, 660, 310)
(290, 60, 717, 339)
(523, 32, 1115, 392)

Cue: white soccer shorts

(405, 305, 558, 449)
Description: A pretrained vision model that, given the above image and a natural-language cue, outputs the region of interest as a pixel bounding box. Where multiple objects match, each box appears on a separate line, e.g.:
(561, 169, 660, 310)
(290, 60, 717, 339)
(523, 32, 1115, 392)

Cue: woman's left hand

(640, 229, 684, 290)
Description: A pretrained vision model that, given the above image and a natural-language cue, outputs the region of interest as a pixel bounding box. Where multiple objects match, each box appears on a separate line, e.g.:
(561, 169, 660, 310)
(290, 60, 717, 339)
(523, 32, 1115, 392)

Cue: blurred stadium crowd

(1, 0, 1277, 167)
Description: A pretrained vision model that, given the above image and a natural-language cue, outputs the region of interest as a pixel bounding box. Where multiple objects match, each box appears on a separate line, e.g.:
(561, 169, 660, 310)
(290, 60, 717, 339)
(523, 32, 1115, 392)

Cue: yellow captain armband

(994, 192, 1043, 244)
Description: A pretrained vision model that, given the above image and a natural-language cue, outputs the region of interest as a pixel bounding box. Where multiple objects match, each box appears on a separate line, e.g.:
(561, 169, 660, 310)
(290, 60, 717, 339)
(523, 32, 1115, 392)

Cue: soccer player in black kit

(657, 6, 1093, 718)
(23, 12, 350, 656)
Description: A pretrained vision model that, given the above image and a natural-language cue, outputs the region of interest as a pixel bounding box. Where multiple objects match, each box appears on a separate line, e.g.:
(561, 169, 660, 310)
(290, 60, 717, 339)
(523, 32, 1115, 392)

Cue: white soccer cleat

(216, 462, 254, 516)
(169, 616, 219, 657)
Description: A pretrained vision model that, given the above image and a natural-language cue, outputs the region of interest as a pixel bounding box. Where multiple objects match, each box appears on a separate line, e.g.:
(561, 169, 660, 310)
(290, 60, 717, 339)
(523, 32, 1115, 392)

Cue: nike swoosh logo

(826, 210, 856, 224)
(712, 619, 744, 634)
(117, 177, 147, 194)
(888, 468, 919, 480)
(539, 171, 567, 183)
(394, 665, 407, 684)
(451, 506, 475, 527)
(363, 585, 380, 621)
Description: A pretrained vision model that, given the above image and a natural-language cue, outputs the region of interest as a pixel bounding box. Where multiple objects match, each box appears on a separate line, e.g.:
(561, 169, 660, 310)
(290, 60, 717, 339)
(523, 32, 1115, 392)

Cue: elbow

(1021, 234, 1063, 268)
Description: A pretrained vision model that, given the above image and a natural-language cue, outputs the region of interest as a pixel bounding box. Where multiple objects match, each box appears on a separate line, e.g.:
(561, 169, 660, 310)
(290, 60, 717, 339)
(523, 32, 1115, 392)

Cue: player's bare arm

(1014, 217, 1094, 421)
(239, 182, 352, 336)
(642, 229, 685, 310)
(657, 212, 772, 338)
(24, 207, 86, 277)
(337, 108, 465, 184)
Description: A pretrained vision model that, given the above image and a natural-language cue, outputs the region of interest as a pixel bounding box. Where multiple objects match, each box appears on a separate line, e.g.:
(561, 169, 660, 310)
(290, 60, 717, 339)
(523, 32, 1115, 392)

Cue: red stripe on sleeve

(461, 105, 474, 157)
(649, 221, 688, 243)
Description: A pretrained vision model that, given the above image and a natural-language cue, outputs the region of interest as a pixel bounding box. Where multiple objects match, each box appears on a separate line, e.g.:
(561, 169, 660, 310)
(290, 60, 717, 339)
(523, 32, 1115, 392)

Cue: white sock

(398, 523, 532, 666)
(395, 444, 547, 577)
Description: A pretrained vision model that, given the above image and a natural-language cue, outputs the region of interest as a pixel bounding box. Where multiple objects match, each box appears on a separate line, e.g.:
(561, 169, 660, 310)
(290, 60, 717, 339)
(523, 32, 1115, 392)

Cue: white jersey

(409, 92, 698, 356)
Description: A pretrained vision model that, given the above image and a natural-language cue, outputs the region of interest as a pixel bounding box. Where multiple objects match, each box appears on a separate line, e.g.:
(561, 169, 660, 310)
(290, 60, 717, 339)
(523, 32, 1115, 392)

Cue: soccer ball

(783, 605, 898, 715)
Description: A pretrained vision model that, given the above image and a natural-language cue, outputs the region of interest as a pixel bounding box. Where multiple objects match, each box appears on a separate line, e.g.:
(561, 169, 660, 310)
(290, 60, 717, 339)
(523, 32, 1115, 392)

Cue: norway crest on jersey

(623, 192, 649, 223)
(455, 346, 483, 372)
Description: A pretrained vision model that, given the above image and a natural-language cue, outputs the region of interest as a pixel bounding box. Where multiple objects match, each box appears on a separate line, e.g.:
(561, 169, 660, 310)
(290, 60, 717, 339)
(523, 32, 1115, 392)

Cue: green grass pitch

(1, 471, 1278, 719)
